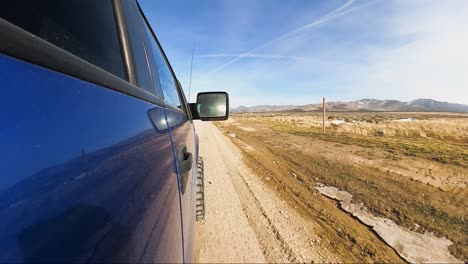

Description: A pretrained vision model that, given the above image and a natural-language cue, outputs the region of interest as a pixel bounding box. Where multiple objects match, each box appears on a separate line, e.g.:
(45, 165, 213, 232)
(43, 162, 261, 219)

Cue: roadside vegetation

(239, 112, 468, 167)
(215, 112, 467, 261)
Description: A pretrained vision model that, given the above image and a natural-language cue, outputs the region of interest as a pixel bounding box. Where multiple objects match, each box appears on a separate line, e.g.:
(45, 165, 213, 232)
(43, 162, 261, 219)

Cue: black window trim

(136, 1, 190, 117)
(176, 79, 193, 120)
(113, 0, 137, 85)
(0, 0, 164, 107)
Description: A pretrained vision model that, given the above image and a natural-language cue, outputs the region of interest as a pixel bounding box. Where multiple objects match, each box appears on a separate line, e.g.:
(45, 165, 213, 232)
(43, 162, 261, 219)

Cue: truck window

(138, 12, 183, 109)
(0, 0, 126, 80)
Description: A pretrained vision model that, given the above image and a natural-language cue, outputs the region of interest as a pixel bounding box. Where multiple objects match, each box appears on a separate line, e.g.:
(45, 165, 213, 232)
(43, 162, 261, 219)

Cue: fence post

(323, 97, 326, 133)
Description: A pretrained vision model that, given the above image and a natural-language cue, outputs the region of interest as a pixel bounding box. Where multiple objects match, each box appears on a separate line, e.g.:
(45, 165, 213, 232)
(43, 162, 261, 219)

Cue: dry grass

(234, 112, 468, 167)
(250, 112, 468, 141)
(337, 119, 467, 140)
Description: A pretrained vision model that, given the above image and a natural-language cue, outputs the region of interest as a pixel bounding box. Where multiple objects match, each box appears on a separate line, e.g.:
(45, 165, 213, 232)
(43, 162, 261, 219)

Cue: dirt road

(194, 121, 339, 263)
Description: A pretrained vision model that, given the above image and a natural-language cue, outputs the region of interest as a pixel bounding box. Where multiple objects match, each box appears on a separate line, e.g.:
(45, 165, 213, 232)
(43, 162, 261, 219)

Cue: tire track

(230, 169, 297, 263)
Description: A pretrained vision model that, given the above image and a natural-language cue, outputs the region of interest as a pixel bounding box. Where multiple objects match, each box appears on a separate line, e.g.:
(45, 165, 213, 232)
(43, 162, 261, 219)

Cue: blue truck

(0, 0, 228, 262)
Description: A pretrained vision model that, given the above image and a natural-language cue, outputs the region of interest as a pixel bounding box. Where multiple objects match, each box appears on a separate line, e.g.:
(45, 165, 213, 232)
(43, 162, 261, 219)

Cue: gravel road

(194, 121, 338, 263)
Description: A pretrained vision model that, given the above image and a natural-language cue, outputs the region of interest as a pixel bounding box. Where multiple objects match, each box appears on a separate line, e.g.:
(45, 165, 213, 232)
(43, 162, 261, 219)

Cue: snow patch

(328, 119, 346, 125)
(394, 118, 413, 122)
(315, 185, 461, 263)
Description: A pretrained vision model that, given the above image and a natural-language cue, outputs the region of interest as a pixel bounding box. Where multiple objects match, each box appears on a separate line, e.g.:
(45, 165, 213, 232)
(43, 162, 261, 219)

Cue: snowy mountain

(231, 99, 468, 113)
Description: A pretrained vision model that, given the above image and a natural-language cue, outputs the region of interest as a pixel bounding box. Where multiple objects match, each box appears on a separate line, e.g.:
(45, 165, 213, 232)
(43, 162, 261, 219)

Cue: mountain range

(230, 99, 468, 113)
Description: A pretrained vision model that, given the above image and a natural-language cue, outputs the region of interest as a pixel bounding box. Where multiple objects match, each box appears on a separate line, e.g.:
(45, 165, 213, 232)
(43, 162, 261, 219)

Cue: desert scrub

(334, 119, 468, 141)
(259, 119, 468, 167)
(253, 112, 468, 141)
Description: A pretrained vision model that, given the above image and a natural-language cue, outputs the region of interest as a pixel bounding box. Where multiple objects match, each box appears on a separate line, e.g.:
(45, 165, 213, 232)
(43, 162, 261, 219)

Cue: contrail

(209, 0, 355, 73)
(206, 0, 379, 74)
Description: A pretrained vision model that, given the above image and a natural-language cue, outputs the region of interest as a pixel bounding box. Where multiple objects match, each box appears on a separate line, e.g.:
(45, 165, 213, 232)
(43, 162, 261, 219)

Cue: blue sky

(139, 0, 468, 107)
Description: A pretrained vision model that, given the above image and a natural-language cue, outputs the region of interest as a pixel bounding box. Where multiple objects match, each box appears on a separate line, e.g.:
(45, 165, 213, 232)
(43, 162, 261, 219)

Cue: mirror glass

(197, 93, 228, 119)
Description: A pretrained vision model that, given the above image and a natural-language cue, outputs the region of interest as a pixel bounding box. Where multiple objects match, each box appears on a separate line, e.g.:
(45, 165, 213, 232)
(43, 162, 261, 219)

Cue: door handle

(177, 144, 193, 194)
(177, 144, 193, 174)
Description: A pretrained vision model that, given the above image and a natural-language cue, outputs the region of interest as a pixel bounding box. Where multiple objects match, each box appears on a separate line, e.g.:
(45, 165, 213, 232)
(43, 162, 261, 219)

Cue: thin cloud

(208, 0, 360, 74)
(197, 53, 300, 60)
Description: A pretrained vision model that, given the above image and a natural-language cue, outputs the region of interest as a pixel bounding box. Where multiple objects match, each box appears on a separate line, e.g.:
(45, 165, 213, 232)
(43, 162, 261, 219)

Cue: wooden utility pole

(322, 97, 326, 133)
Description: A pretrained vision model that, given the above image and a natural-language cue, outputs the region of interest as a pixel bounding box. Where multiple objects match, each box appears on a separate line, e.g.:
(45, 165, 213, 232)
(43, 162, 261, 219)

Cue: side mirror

(190, 92, 229, 121)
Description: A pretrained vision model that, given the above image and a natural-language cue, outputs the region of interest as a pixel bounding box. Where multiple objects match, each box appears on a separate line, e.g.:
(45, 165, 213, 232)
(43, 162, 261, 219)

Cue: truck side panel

(0, 55, 184, 263)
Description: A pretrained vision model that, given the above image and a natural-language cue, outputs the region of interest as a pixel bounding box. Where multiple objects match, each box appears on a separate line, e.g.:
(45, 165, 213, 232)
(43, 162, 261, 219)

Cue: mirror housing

(189, 92, 229, 121)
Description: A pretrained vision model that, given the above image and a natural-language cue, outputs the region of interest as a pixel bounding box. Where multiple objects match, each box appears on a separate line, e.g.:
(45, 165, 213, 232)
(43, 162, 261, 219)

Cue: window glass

(130, 1, 163, 98)
(0, 0, 126, 79)
(122, 0, 154, 93)
(140, 17, 182, 109)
